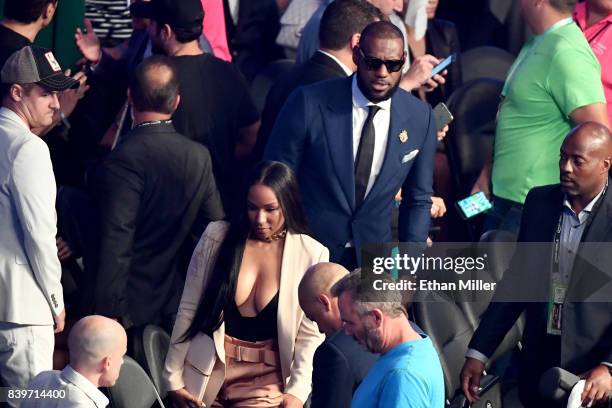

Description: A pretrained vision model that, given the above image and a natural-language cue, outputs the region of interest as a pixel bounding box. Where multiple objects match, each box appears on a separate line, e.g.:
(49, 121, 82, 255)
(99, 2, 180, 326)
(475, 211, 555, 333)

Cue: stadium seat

(412, 290, 503, 408)
(107, 356, 165, 408)
(142, 325, 171, 398)
(445, 78, 504, 197)
(250, 59, 296, 113)
(460, 46, 515, 83)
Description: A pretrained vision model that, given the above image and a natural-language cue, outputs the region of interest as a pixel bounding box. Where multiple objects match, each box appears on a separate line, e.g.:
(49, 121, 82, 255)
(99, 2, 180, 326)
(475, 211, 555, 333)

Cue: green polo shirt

(492, 20, 605, 204)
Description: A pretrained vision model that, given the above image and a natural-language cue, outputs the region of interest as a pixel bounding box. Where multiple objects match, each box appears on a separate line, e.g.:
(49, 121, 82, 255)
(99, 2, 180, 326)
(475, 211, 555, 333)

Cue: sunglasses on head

(358, 47, 405, 73)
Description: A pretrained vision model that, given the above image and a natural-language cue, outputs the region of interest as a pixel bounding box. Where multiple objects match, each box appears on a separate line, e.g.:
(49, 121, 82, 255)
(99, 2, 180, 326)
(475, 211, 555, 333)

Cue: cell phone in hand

(455, 191, 492, 219)
(431, 53, 456, 77)
(432, 102, 454, 131)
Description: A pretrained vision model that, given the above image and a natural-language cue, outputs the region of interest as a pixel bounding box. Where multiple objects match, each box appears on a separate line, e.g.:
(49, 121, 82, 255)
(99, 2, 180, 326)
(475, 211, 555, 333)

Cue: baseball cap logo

(44, 52, 61, 73)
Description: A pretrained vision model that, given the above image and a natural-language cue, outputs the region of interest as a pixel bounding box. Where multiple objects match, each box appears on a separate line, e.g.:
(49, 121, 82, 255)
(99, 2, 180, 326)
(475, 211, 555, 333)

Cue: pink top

(574, 2, 612, 123)
(201, 0, 232, 62)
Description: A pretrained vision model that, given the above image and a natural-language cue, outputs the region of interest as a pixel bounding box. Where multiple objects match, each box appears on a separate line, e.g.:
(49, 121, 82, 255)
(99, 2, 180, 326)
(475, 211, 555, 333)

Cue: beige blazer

(163, 221, 328, 404)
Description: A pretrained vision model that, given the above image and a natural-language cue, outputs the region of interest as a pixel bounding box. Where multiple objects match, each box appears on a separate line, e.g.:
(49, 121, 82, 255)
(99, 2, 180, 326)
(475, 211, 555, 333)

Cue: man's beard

(363, 322, 383, 353)
(357, 74, 401, 103)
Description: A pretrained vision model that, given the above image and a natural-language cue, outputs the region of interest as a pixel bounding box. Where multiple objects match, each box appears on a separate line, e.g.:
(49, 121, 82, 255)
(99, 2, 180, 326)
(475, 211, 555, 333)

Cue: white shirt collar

(0, 106, 32, 133)
(61, 365, 109, 408)
(316, 50, 353, 76)
(351, 75, 392, 112)
(563, 182, 608, 219)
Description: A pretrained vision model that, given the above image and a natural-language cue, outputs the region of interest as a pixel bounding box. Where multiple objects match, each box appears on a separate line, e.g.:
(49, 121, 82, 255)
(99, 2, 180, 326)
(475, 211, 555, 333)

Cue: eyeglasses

(358, 47, 405, 73)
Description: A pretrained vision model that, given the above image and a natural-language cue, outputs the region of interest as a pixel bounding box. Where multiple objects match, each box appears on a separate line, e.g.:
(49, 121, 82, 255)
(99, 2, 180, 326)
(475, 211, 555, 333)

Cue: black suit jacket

(469, 182, 612, 405)
(423, 19, 462, 107)
(90, 123, 225, 326)
(311, 330, 378, 408)
(256, 51, 347, 160)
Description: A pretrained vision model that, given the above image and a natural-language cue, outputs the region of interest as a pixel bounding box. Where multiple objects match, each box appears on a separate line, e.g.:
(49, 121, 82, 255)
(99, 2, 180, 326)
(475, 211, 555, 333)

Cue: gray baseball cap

(1, 46, 79, 91)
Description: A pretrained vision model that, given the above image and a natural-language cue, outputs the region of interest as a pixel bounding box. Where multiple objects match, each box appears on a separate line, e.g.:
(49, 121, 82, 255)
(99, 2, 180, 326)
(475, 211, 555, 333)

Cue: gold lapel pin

(399, 130, 408, 143)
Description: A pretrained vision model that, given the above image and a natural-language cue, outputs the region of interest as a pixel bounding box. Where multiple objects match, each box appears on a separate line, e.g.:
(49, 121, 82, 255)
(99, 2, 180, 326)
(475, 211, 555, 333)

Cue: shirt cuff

(466, 348, 489, 364)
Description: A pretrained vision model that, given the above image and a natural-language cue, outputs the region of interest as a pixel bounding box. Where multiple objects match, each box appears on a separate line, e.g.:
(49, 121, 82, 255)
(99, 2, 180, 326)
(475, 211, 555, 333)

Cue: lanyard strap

(502, 17, 575, 96)
(551, 181, 608, 274)
(133, 119, 172, 130)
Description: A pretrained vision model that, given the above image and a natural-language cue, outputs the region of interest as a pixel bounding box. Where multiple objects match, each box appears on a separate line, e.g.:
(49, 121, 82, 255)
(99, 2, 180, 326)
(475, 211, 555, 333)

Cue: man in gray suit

(0, 45, 78, 397)
(22, 316, 127, 408)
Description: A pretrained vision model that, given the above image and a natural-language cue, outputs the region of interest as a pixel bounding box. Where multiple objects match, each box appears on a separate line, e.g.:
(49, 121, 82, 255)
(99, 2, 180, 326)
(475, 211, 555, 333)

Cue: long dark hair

(183, 161, 310, 340)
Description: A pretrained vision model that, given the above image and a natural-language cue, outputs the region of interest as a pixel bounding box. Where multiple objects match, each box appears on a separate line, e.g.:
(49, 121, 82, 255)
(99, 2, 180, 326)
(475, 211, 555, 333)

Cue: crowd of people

(0, 0, 611, 407)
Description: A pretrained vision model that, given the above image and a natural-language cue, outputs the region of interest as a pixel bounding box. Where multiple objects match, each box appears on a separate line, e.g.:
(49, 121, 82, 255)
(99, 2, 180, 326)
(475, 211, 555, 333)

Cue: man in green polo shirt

(472, 0, 609, 234)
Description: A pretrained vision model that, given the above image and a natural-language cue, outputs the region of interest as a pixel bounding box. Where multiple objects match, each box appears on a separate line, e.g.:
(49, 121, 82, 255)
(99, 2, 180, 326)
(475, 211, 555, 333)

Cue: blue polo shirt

(351, 335, 445, 408)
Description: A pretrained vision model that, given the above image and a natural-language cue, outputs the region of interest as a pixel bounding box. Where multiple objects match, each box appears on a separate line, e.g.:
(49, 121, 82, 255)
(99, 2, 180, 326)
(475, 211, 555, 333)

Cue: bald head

(130, 55, 180, 114)
(560, 122, 612, 204)
(298, 263, 349, 336)
(299, 263, 350, 305)
(360, 21, 404, 48)
(565, 122, 612, 157)
(68, 316, 127, 376)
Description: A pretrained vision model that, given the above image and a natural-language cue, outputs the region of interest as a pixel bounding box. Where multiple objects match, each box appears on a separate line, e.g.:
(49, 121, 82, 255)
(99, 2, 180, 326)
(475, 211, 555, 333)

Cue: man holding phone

(266, 21, 436, 269)
(471, 0, 609, 234)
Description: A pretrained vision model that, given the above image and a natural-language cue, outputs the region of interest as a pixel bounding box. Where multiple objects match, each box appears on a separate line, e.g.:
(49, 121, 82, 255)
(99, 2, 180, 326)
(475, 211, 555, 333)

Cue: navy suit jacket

(311, 330, 378, 408)
(264, 77, 436, 263)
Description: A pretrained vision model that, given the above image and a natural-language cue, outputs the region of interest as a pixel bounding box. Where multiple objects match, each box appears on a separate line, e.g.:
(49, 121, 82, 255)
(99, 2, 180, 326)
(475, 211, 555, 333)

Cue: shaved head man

(23, 316, 127, 407)
(299, 262, 349, 336)
(299, 263, 379, 408)
(68, 315, 128, 388)
(560, 122, 612, 212)
(462, 122, 612, 407)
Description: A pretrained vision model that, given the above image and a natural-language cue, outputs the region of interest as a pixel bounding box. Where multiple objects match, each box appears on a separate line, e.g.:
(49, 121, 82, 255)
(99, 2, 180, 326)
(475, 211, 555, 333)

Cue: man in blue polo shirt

(332, 270, 445, 407)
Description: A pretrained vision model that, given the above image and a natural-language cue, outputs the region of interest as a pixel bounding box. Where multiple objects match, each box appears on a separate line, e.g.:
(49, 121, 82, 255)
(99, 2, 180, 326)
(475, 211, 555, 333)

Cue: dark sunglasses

(358, 47, 405, 73)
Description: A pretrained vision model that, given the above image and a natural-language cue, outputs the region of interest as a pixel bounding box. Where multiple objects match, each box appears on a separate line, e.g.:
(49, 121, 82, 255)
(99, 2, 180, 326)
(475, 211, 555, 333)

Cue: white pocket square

(402, 149, 419, 164)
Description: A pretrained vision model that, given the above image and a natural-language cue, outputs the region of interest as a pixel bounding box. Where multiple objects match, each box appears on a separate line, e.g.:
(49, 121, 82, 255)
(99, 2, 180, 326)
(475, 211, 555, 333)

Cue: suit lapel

(323, 78, 355, 210)
(277, 231, 299, 381)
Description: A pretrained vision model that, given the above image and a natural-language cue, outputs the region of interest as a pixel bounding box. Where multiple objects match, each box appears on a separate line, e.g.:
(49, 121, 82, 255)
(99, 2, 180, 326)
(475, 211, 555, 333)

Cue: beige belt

(224, 339, 280, 367)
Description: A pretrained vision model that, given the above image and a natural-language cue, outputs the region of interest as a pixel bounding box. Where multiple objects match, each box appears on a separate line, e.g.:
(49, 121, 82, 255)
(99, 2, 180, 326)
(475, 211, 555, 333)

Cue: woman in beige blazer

(164, 161, 328, 408)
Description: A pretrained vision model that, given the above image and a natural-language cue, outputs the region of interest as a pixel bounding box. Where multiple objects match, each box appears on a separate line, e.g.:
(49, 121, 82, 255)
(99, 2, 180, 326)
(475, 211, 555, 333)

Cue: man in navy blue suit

(264, 21, 436, 269)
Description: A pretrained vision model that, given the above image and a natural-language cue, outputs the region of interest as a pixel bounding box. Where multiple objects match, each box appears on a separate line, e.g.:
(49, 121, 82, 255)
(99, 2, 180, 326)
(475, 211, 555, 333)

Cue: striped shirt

(85, 0, 133, 45)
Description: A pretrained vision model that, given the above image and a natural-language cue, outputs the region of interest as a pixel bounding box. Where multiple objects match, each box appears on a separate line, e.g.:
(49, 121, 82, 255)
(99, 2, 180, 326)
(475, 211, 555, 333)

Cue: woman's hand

(281, 393, 303, 408)
(167, 388, 203, 408)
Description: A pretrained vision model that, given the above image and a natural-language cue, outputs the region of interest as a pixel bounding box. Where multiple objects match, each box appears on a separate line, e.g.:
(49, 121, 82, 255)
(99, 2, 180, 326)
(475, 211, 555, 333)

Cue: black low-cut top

(224, 292, 280, 342)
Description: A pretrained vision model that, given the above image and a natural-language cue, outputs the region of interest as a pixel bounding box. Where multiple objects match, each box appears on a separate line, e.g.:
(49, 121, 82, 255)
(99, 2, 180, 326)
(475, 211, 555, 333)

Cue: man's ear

(370, 309, 384, 328)
(10, 84, 24, 102)
(317, 294, 332, 311)
(349, 33, 361, 50)
(602, 156, 611, 174)
(162, 24, 173, 42)
(42, 2, 58, 23)
(352, 45, 360, 67)
(172, 94, 181, 112)
(100, 356, 111, 373)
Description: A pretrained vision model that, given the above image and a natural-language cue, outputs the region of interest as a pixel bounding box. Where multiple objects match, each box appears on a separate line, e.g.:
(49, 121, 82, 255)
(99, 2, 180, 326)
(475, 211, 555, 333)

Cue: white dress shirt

(351, 75, 392, 197)
(22, 365, 109, 408)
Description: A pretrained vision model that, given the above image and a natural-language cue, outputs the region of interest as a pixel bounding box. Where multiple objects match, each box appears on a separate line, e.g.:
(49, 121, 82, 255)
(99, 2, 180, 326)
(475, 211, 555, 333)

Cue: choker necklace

(252, 228, 287, 243)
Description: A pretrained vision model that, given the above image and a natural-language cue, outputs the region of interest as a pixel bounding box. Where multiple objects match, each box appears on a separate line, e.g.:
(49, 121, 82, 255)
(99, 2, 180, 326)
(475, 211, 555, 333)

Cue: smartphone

(455, 191, 493, 219)
(431, 53, 456, 77)
(432, 102, 453, 130)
